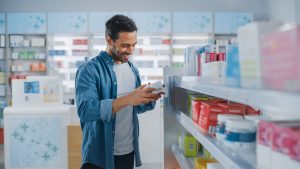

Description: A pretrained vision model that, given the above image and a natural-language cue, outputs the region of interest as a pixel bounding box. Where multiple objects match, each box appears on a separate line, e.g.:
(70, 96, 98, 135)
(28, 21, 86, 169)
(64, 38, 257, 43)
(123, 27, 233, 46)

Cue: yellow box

(194, 157, 217, 169)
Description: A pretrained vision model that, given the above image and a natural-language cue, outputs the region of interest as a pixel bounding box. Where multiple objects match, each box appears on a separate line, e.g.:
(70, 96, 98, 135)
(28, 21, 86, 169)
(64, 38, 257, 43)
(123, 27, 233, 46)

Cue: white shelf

(177, 76, 300, 115)
(171, 144, 194, 169)
(175, 111, 265, 169)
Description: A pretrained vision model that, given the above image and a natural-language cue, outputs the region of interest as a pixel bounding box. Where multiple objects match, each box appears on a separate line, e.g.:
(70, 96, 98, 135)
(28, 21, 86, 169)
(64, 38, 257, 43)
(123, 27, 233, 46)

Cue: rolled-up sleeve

(75, 63, 113, 123)
(135, 101, 156, 114)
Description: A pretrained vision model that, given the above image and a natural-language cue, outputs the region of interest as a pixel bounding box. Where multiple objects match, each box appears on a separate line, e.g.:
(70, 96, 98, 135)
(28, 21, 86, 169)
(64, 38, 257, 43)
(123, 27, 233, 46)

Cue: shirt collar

(100, 51, 115, 66)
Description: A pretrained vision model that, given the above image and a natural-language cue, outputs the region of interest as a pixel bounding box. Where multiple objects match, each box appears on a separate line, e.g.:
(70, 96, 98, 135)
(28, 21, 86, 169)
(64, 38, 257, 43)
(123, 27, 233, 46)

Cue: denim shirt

(75, 51, 156, 169)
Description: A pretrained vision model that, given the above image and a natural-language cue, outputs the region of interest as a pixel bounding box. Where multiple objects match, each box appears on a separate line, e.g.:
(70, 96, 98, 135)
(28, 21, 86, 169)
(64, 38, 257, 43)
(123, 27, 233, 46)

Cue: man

(75, 14, 163, 169)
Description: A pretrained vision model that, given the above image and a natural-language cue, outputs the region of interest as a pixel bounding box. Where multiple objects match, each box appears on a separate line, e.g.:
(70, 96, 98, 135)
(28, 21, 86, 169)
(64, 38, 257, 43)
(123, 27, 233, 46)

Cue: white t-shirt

(113, 62, 136, 155)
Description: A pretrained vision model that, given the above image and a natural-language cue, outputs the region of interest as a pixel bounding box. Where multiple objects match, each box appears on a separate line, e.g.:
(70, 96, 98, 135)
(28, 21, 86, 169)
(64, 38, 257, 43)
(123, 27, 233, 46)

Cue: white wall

(296, 0, 300, 23)
(269, 0, 300, 23)
(0, 0, 270, 20)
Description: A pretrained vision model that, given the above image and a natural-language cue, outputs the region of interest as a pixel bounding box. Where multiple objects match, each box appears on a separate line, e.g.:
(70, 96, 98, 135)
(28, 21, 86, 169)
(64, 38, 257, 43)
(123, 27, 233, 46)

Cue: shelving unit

(47, 34, 89, 102)
(132, 35, 171, 84)
(175, 111, 264, 169)
(165, 75, 300, 169)
(171, 34, 210, 67)
(0, 34, 6, 129)
(171, 144, 194, 169)
(177, 76, 300, 115)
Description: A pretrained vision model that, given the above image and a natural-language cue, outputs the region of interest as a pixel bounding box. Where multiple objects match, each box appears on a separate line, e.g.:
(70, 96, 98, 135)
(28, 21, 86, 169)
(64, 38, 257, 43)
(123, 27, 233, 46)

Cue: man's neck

(105, 47, 122, 64)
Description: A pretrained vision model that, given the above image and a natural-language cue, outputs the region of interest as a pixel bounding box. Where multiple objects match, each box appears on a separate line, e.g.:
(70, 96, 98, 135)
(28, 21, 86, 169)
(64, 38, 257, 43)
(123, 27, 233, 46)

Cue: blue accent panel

(173, 12, 213, 33)
(131, 12, 171, 33)
(215, 12, 253, 34)
(7, 13, 46, 34)
(0, 13, 5, 34)
(48, 13, 88, 33)
(225, 131, 256, 142)
(9, 117, 64, 167)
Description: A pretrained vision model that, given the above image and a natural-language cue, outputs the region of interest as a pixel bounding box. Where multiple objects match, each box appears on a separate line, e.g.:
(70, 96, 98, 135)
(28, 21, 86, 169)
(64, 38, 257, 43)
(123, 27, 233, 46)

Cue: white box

(31, 37, 45, 47)
(0, 35, 5, 47)
(257, 143, 272, 168)
(0, 48, 4, 59)
(12, 76, 63, 107)
(4, 106, 69, 169)
(11, 52, 19, 59)
(238, 22, 280, 89)
(0, 85, 5, 96)
(272, 151, 300, 169)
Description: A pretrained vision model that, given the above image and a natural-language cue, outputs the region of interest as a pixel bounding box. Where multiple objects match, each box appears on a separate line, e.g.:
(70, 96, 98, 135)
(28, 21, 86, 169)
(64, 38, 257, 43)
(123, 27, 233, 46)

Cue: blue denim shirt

(75, 51, 156, 169)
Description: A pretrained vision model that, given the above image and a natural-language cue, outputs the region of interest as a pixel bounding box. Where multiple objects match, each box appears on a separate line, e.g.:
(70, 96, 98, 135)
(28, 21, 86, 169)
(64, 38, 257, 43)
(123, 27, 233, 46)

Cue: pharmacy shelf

(177, 76, 300, 115)
(174, 111, 265, 169)
(171, 144, 194, 169)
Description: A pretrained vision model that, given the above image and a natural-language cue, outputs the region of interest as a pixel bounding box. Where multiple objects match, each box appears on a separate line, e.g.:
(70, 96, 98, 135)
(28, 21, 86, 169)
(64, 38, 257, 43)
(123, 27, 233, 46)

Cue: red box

(205, 52, 218, 63)
(73, 39, 88, 45)
(192, 100, 202, 123)
(162, 39, 171, 45)
(258, 121, 276, 146)
(0, 128, 3, 144)
(217, 102, 245, 115)
(217, 53, 226, 61)
(198, 101, 226, 133)
(246, 105, 261, 115)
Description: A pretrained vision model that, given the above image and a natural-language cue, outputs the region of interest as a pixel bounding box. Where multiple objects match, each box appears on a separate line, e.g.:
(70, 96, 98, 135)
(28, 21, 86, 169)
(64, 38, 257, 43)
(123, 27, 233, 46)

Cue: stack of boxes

(257, 120, 300, 169)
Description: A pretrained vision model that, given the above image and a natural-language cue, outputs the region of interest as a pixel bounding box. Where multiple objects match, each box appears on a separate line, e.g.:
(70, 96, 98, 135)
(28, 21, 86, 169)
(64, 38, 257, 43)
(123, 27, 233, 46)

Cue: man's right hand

(126, 84, 157, 105)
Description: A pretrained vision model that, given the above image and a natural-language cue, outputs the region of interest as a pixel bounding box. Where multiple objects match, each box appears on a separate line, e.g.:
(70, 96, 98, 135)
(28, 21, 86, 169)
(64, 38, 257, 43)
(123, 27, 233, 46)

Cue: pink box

(271, 124, 300, 154)
(288, 130, 300, 161)
(261, 26, 300, 92)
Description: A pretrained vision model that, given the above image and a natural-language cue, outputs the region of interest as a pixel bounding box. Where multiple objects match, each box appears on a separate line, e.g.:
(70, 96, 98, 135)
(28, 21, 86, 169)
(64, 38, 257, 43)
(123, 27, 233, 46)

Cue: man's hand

(127, 84, 157, 105)
(112, 84, 164, 113)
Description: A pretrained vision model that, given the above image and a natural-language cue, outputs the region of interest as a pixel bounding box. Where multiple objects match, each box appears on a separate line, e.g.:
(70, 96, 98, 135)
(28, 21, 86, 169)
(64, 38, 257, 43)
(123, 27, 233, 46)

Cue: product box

(271, 123, 300, 169)
(245, 106, 261, 115)
(217, 102, 245, 116)
(238, 22, 280, 89)
(0, 48, 4, 59)
(31, 37, 46, 47)
(261, 24, 300, 92)
(198, 101, 226, 133)
(257, 120, 300, 169)
(194, 157, 217, 169)
(183, 133, 197, 157)
(192, 97, 210, 122)
(225, 45, 240, 87)
(188, 94, 207, 116)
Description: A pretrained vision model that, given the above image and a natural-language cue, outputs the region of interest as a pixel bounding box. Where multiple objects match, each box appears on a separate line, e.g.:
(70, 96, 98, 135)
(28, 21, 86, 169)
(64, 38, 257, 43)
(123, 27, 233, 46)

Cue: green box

(19, 51, 28, 59)
(183, 133, 197, 157)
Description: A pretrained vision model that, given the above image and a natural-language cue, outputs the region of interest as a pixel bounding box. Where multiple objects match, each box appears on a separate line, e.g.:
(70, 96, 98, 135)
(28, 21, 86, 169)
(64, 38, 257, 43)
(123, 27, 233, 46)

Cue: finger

(141, 98, 153, 104)
(137, 84, 147, 90)
(143, 93, 157, 98)
(143, 87, 156, 93)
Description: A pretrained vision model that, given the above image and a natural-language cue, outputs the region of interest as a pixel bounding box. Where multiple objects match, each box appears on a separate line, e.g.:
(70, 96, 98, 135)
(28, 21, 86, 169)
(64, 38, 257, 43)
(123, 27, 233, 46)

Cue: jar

(224, 119, 256, 151)
(216, 114, 243, 141)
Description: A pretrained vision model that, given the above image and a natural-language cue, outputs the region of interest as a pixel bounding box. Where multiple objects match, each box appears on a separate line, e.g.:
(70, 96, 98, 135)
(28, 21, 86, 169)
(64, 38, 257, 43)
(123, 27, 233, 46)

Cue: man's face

(108, 31, 137, 63)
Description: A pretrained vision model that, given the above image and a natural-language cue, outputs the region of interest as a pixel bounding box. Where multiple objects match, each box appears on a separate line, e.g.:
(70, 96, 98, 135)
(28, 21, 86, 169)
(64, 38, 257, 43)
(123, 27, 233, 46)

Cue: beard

(110, 45, 131, 63)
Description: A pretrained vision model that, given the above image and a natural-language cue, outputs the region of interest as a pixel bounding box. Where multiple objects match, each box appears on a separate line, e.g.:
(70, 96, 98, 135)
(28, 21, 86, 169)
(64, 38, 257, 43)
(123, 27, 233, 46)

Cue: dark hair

(105, 14, 138, 41)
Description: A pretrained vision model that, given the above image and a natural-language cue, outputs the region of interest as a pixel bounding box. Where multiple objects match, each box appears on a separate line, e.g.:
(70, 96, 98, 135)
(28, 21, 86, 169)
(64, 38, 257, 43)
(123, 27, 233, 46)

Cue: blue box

(226, 45, 240, 87)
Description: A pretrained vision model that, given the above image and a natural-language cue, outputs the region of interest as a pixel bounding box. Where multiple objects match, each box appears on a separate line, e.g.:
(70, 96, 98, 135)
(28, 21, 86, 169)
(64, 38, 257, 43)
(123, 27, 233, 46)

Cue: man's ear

(106, 35, 113, 46)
